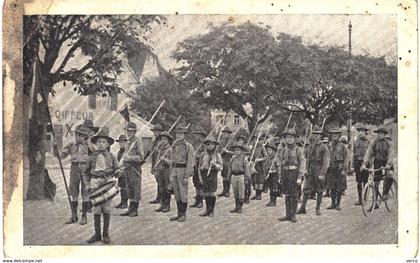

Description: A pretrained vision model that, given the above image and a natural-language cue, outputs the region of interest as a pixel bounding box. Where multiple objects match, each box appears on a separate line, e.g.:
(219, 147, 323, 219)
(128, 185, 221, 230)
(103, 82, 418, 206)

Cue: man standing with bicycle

(362, 126, 394, 211)
(353, 124, 370, 206)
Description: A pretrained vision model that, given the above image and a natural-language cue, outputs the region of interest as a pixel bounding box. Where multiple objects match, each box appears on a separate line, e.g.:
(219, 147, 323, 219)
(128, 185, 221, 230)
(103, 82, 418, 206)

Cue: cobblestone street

(23, 165, 398, 245)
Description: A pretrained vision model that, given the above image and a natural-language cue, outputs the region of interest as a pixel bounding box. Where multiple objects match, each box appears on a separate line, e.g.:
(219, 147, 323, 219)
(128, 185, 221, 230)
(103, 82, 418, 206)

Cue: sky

(141, 14, 397, 77)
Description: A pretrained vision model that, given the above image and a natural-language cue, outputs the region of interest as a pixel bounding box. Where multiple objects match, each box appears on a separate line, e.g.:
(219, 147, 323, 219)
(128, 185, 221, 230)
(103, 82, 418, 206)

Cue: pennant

(119, 105, 130, 122)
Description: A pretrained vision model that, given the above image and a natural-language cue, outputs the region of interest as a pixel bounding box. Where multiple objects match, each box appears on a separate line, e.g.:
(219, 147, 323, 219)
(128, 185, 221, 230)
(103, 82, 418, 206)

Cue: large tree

(24, 15, 162, 199)
(171, 21, 300, 131)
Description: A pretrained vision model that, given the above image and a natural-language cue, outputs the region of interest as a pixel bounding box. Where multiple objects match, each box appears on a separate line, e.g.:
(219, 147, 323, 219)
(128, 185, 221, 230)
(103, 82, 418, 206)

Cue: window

(88, 94, 96, 109)
(234, 115, 240, 126)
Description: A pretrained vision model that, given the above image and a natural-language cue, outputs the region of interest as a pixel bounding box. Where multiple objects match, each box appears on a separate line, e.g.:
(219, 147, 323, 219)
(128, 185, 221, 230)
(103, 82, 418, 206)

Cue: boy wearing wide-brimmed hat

(114, 134, 129, 209)
(120, 122, 144, 217)
(190, 127, 207, 209)
(353, 124, 370, 206)
(58, 124, 91, 225)
(149, 123, 165, 205)
(259, 141, 281, 207)
(362, 125, 394, 211)
(249, 132, 267, 200)
(166, 125, 195, 222)
(326, 127, 349, 211)
(277, 129, 305, 223)
(153, 131, 174, 213)
(82, 130, 118, 244)
(218, 126, 233, 197)
(297, 126, 330, 216)
(197, 136, 223, 217)
(228, 142, 251, 214)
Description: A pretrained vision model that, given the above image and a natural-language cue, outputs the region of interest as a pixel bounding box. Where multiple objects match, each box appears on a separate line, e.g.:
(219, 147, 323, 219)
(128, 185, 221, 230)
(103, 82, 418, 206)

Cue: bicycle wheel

(361, 183, 376, 217)
(384, 179, 398, 213)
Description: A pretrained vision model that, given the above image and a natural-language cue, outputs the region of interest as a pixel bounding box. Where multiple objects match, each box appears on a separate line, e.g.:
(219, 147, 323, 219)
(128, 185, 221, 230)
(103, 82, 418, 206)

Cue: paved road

(24, 164, 397, 245)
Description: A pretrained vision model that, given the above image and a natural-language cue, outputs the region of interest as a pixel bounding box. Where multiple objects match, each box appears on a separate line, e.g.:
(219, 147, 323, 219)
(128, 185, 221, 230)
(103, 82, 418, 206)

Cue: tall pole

(348, 20, 354, 173)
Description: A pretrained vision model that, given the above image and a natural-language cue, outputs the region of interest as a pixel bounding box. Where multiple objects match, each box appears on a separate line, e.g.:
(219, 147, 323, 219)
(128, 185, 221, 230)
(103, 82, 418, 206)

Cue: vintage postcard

(2, 0, 418, 259)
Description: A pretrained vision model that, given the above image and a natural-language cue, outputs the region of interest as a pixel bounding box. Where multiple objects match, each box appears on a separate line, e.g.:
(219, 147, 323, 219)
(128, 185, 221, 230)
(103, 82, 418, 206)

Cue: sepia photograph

(20, 13, 399, 246)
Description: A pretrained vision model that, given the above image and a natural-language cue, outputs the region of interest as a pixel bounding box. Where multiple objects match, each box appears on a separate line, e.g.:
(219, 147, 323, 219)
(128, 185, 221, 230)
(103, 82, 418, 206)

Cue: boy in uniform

(167, 126, 195, 222)
(114, 134, 129, 209)
(327, 128, 349, 211)
(190, 127, 207, 208)
(149, 123, 164, 204)
(83, 130, 118, 244)
(250, 133, 267, 200)
(353, 124, 370, 205)
(120, 122, 144, 217)
(218, 127, 233, 197)
(278, 129, 305, 223)
(198, 136, 223, 217)
(58, 124, 91, 225)
(297, 126, 330, 216)
(259, 141, 281, 206)
(153, 131, 174, 213)
(228, 142, 251, 214)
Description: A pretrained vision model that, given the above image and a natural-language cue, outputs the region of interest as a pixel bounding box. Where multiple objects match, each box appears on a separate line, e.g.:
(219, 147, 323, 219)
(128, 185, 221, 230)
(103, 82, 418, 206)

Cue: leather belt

(172, 163, 187, 168)
(231, 171, 244, 176)
(72, 162, 86, 166)
(283, 165, 298, 170)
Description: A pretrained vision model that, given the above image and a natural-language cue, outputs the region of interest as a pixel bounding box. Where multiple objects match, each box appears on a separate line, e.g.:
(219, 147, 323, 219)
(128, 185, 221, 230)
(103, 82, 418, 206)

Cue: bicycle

(360, 167, 398, 217)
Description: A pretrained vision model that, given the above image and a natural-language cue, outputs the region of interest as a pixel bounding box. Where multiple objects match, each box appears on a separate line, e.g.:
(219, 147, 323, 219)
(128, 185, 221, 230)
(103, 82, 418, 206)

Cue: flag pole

(35, 59, 76, 222)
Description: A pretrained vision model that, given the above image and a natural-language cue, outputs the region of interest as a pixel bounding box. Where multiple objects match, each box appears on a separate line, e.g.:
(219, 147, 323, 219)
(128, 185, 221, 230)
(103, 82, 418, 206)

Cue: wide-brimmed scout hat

(311, 125, 323, 134)
(174, 125, 188, 134)
(204, 135, 219, 145)
(355, 123, 369, 131)
(329, 127, 342, 134)
(157, 131, 173, 142)
(264, 141, 277, 151)
(373, 126, 388, 134)
(230, 142, 247, 151)
(282, 128, 299, 137)
(193, 127, 207, 137)
(82, 119, 99, 133)
(91, 130, 114, 145)
(74, 124, 91, 136)
(124, 122, 137, 131)
(221, 126, 232, 133)
(116, 134, 128, 142)
(152, 123, 164, 132)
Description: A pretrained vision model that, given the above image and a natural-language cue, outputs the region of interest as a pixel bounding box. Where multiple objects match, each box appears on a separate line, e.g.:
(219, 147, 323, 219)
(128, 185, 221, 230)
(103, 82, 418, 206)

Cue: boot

(366, 203, 380, 212)
(86, 202, 92, 213)
(149, 186, 161, 204)
(208, 196, 216, 217)
(120, 202, 133, 216)
(327, 192, 337, 209)
(115, 189, 128, 208)
(80, 202, 89, 225)
(315, 192, 322, 215)
(383, 178, 393, 198)
(230, 198, 239, 213)
(296, 194, 308, 214)
(199, 197, 210, 217)
(177, 202, 187, 222)
(190, 195, 200, 207)
(65, 201, 78, 224)
(336, 192, 342, 210)
(290, 196, 298, 223)
(102, 213, 111, 244)
(251, 190, 258, 200)
(279, 196, 291, 221)
(266, 192, 276, 206)
(161, 191, 171, 213)
(87, 214, 101, 243)
(196, 195, 204, 208)
(218, 181, 226, 196)
(129, 202, 139, 217)
(237, 200, 243, 214)
(355, 183, 363, 206)
(170, 201, 182, 221)
(155, 192, 165, 212)
(224, 182, 230, 197)
(256, 190, 262, 200)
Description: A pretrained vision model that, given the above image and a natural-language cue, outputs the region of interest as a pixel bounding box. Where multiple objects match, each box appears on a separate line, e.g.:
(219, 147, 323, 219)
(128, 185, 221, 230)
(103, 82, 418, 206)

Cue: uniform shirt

(219, 135, 232, 159)
(117, 148, 125, 162)
(122, 136, 144, 166)
(308, 140, 330, 177)
(61, 141, 89, 163)
(364, 137, 393, 165)
(150, 138, 160, 168)
(228, 154, 251, 179)
(83, 150, 118, 178)
(154, 143, 172, 172)
(329, 140, 349, 171)
(251, 142, 267, 161)
(198, 150, 223, 172)
(279, 144, 305, 179)
(262, 153, 281, 175)
(354, 135, 370, 161)
(169, 139, 195, 177)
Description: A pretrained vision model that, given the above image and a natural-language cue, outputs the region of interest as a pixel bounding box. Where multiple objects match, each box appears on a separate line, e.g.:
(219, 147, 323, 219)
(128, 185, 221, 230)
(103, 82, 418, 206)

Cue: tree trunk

(26, 86, 50, 200)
